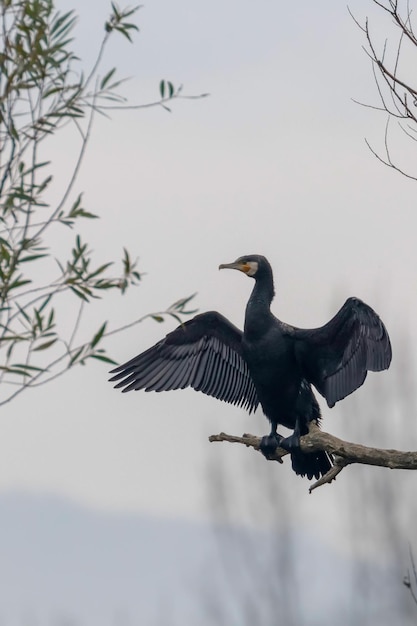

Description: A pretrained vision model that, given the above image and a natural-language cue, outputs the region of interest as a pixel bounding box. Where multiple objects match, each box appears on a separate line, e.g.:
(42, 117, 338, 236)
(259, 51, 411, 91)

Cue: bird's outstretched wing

(109, 311, 259, 413)
(290, 297, 392, 407)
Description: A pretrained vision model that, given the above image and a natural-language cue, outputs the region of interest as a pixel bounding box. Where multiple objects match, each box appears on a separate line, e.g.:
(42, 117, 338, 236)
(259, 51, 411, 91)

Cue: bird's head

(219, 255, 271, 279)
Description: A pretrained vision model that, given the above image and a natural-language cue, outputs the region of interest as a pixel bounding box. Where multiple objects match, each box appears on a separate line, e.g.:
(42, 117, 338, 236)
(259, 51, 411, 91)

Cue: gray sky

(1, 0, 416, 560)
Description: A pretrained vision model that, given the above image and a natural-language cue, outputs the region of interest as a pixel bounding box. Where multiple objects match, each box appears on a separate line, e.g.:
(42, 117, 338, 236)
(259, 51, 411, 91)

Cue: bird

(109, 254, 392, 481)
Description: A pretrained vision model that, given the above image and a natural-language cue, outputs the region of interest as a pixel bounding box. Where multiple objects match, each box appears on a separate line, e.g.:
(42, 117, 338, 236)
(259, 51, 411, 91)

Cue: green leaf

(69, 347, 84, 366)
(88, 262, 113, 280)
(168, 313, 183, 324)
(15, 303, 32, 324)
(0, 335, 27, 342)
(122, 6, 142, 19)
(169, 293, 197, 311)
(34, 309, 43, 331)
(0, 244, 11, 262)
(114, 26, 134, 42)
(47, 308, 55, 327)
(111, 2, 121, 19)
(38, 294, 53, 313)
(159, 79, 165, 99)
(100, 67, 116, 89)
(69, 194, 82, 212)
(93, 280, 116, 290)
(11, 364, 44, 372)
(90, 354, 118, 365)
(69, 286, 89, 302)
(19, 254, 48, 263)
(22, 161, 50, 175)
(90, 322, 107, 348)
(50, 11, 76, 36)
(120, 22, 139, 32)
(76, 210, 98, 219)
(151, 315, 164, 323)
(0, 367, 33, 378)
(7, 279, 32, 291)
(42, 86, 64, 98)
(0, 363, 44, 377)
(33, 338, 58, 351)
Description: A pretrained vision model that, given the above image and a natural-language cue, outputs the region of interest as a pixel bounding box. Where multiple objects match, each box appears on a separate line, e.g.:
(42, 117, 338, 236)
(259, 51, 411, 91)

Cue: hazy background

(1, 0, 417, 623)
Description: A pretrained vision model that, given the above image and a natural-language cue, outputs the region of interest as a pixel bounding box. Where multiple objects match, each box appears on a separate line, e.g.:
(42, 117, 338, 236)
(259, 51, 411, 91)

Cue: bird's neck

(244, 273, 275, 336)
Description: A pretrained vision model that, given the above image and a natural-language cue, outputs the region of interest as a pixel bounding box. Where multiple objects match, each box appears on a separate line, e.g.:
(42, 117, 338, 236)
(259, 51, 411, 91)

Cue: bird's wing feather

(289, 297, 392, 407)
(109, 311, 259, 413)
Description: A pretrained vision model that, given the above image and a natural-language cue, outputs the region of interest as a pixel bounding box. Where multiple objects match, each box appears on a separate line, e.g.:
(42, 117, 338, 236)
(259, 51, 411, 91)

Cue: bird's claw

(259, 432, 283, 458)
(279, 432, 301, 452)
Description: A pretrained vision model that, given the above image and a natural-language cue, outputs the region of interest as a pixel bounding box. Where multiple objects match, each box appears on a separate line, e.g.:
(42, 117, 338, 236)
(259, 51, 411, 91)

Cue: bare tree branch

(209, 421, 417, 492)
(353, 0, 417, 178)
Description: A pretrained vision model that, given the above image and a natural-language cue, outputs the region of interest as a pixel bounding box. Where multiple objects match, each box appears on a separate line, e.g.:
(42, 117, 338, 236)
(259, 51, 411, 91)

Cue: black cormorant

(110, 255, 392, 480)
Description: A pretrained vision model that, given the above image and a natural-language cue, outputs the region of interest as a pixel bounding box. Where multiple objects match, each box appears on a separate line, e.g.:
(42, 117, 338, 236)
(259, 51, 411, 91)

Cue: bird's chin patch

(244, 261, 258, 276)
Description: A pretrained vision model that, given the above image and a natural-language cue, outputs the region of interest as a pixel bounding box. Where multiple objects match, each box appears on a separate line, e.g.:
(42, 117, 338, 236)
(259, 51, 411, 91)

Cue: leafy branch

(0, 0, 202, 404)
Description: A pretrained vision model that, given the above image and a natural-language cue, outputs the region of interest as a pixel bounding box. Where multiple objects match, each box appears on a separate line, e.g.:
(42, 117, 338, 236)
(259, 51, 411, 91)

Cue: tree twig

(209, 421, 417, 492)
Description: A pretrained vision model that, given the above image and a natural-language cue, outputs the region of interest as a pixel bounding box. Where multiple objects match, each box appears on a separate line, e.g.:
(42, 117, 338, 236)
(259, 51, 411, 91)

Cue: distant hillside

(0, 492, 413, 626)
(0, 492, 211, 625)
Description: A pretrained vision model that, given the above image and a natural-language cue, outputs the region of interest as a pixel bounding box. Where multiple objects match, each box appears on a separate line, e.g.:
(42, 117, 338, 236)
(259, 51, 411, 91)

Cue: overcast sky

(1, 0, 417, 562)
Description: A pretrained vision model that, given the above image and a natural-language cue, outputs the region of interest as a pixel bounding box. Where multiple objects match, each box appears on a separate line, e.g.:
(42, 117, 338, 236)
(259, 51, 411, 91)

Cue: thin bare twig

(353, 0, 417, 177)
(98, 92, 210, 111)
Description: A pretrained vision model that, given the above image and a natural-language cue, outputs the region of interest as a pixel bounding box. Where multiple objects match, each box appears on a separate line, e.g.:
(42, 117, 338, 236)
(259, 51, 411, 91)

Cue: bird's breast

(242, 329, 304, 426)
(243, 329, 299, 388)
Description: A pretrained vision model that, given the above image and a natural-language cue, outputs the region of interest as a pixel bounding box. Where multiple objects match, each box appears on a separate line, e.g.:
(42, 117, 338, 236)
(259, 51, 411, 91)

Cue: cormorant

(109, 255, 392, 480)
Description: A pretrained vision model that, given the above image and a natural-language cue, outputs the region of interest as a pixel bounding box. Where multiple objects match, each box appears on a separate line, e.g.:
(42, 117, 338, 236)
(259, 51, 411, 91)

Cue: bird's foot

(279, 431, 301, 452)
(259, 432, 283, 459)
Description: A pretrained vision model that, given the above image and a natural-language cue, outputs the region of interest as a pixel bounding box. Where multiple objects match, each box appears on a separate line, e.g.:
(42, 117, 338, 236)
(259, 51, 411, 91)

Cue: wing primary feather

(194, 348, 211, 391)
(201, 351, 221, 397)
(212, 351, 229, 399)
(217, 347, 235, 400)
(159, 357, 194, 391)
(132, 357, 175, 390)
(113, 370, 141, 390)
(145, 357, 186, 391)
(111, 311, 259, 412)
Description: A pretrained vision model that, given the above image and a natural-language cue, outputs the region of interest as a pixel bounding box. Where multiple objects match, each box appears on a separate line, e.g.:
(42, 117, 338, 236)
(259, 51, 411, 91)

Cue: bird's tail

(290, 448, 333, 481)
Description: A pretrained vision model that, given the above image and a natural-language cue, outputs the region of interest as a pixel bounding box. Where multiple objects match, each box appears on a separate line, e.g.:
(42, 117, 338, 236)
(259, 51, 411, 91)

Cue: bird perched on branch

(110, 255, 392, 481)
